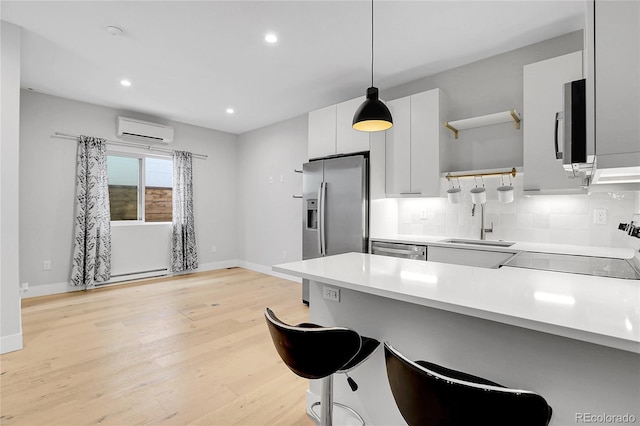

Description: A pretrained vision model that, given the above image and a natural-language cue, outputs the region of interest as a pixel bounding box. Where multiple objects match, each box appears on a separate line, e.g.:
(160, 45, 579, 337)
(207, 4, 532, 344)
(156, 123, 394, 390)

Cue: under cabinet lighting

(120, 79, 132, 87)
(226, 108, 235, 115)
(265, 33, 278, 43)
(592, 166, 640, 184)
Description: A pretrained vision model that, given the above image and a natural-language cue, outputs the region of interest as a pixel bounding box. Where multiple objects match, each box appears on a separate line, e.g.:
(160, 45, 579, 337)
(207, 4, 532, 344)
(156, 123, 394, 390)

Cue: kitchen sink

(439, 238, 515, 248)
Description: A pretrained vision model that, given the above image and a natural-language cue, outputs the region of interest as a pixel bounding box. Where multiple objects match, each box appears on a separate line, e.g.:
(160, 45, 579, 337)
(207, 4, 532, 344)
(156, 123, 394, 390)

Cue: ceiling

(1, 1, 585, 135)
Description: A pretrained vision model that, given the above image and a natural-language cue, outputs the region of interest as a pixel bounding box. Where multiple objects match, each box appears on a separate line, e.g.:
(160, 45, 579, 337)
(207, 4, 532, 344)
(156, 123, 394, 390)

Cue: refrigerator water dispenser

(306, 199, 318, 230)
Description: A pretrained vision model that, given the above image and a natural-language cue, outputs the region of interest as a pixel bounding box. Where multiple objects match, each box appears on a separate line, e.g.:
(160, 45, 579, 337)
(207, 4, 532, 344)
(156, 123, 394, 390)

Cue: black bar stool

(384, 343, 553, 426)
(264, 308, 379, 426)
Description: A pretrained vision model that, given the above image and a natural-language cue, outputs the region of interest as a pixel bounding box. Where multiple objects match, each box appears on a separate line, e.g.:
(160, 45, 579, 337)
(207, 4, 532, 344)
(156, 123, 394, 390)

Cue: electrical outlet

(593, 208, 607, 225)
(322, 286, 340, 302)
(269, 176, 274, 184)
(280, 175, 284, 183)
(20, 282, 28, 293)
(211, 245, 217, 253)
(43, 260, 51, 271)
(282, 250, 287, 259)
(420, 210, 427, 220)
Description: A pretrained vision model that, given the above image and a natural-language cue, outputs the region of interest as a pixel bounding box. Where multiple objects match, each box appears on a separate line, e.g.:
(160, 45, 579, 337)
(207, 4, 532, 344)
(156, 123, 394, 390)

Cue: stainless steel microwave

(555, 78, 593, 177)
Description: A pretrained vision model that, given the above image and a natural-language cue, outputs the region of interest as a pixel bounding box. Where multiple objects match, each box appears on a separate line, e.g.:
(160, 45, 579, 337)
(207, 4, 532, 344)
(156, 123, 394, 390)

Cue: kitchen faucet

(472, 203, 493, 240)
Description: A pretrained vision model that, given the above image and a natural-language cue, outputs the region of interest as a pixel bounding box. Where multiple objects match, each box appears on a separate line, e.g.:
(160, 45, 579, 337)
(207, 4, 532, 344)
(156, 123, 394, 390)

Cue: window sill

(111, 221, 172, 227)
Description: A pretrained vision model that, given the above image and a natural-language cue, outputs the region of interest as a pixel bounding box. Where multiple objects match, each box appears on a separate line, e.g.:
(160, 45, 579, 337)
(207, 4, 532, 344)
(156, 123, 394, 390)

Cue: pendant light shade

(353, 0, 393, 132)
(352, 87, 393, 132)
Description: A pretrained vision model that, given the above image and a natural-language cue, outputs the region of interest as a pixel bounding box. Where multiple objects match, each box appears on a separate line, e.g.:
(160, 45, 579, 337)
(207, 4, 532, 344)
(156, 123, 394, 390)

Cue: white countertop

(273, 253, 640, 353)
(371, 234, 636, 258)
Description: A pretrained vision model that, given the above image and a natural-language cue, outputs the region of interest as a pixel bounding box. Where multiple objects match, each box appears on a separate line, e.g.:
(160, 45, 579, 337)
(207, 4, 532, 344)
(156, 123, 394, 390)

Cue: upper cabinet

(523, 51, 586, 193)
(336, 97, 371, 155)
(385, 88, 445, 197)
(590, 0, 640, 172)
(308, 96, 370, 160)
(308, 104, 336, 159)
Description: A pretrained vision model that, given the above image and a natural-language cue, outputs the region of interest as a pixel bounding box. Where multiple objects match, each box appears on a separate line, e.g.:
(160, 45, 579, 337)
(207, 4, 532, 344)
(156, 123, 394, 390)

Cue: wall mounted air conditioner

(117, 116, 174, 144)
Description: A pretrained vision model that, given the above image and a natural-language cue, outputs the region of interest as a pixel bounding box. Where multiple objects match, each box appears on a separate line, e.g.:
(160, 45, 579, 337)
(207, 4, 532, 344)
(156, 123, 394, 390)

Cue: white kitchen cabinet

(428, 246, 515, 268)
(523, 51, 586, 193)
(386, 96, 411, 194)
(308, 104, 337, 160)
(385, 88, 444, 196)
(369, 131, 386, 200)
(592, 0, 640, 169)
(336, 96, 371, 155)
(308, 96, 371, 160)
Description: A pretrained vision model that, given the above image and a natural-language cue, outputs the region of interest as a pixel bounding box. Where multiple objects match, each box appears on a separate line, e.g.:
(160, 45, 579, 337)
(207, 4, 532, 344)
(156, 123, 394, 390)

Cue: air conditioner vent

(117, 116, 174, 144)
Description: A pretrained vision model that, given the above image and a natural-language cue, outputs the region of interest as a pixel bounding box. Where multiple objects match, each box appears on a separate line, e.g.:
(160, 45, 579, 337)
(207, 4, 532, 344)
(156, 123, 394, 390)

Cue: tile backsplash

(373, 176, 639, 250)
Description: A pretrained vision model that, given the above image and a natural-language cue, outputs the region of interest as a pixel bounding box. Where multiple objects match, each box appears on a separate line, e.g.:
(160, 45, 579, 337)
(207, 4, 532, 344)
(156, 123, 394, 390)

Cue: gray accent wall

(237, 115, 307, 271)
(19, 90, 239, 292)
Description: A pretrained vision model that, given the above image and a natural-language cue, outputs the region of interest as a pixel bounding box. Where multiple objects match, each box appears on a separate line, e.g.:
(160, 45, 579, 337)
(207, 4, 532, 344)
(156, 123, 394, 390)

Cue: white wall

(19, 90, 239, 296)
(1, 21, 23, 353)
(236, 115, 307, 277)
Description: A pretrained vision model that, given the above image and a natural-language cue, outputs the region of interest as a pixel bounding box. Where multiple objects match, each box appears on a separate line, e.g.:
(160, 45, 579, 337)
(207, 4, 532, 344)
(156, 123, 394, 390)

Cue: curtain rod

(52, 132, 208, 159)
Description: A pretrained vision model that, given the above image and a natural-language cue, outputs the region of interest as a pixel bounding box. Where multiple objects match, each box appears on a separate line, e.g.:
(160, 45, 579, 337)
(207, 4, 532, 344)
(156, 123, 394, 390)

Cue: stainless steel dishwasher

(370, 241, 427, 260)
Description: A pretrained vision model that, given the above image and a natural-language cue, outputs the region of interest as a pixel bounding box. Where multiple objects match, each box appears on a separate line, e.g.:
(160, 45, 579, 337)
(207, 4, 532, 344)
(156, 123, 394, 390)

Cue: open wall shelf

(444, 109, 521, 139)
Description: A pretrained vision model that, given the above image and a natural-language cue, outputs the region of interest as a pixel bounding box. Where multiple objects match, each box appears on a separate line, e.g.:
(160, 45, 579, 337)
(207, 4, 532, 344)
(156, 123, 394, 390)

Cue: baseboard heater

(98, 268, 169, 286)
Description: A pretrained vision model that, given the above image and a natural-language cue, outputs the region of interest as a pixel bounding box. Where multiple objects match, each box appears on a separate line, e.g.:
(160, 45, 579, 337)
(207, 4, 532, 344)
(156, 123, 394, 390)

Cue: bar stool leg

(320, 375, 333, 426)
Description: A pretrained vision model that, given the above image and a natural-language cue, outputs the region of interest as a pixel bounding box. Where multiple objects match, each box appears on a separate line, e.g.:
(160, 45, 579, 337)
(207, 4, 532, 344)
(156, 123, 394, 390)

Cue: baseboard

(237, 260, 302, 283)
(20, 281, 80, 299)
(0, 332, 23, 354)
(20, 259, 299, 299)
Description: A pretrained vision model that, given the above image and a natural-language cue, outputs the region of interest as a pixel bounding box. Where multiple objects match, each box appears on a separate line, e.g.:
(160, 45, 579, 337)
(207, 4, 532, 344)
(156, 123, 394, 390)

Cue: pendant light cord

(371, 0, 374, 87)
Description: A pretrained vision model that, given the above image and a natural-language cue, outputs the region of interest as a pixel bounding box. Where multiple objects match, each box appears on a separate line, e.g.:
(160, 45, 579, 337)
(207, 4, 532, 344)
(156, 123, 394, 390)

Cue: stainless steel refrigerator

(302, 154, 368, 303)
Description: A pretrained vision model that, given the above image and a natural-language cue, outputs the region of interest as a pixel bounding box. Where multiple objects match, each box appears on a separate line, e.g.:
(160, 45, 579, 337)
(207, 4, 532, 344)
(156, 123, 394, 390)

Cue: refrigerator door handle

(319, 182, 327, 256)
(317, 183, 323, 256)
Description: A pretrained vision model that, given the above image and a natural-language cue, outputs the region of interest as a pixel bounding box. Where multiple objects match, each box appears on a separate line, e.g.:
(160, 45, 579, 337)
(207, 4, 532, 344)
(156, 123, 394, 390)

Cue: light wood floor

(0, 268, 314, 426)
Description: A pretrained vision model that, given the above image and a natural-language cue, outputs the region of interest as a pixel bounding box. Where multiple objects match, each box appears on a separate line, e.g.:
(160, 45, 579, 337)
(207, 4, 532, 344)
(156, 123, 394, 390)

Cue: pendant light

(352, 0, 393, 132)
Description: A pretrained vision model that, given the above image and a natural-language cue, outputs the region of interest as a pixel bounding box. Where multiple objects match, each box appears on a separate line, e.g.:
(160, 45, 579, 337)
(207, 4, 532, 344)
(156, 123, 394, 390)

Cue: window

(107, 154, 173, 222)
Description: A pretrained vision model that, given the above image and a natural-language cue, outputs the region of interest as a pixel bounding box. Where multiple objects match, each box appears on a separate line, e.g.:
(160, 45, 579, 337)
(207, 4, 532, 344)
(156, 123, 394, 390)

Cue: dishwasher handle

(374, 246, 423, 256)
(371, 242, 427, 260)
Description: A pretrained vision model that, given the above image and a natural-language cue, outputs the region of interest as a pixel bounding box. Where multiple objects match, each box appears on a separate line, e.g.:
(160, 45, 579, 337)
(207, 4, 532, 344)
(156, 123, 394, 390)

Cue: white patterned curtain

(171, 150, 198, 272)
(71, 135, 111, 288)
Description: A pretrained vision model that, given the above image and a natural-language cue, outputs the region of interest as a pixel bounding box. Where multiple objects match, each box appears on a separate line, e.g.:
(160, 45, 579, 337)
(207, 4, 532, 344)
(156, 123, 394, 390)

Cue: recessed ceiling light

(226, 108, 235, 114)
(120, 80, 132, 87)
(264, 33, 278, 44)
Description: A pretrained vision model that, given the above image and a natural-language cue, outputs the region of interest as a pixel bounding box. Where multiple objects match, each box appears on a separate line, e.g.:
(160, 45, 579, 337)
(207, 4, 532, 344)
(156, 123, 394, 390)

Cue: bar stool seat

(265, 308, 379, 426)
(384, 342, 553, 426)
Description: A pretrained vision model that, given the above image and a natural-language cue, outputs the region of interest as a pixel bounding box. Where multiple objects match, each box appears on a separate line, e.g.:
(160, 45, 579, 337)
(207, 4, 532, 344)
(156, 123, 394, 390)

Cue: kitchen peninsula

(274, 252, 640, 426)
